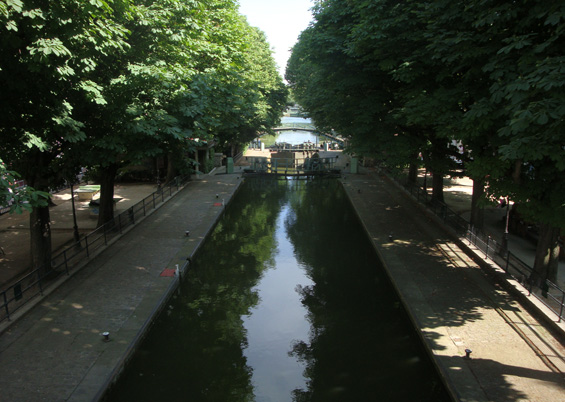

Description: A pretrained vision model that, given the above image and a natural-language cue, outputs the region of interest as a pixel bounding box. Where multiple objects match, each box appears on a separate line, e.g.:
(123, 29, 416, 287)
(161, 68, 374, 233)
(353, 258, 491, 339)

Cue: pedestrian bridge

(273, 123, 317, 132)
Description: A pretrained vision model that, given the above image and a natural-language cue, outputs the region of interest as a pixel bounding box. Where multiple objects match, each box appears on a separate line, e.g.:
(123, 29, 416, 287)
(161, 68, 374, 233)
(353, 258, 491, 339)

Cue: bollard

(464, 349, 472, 359)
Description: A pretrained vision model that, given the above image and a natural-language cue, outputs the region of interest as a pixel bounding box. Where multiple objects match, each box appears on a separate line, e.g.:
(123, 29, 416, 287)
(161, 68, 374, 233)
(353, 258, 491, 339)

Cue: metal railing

(402, 178, 565, 322)
(0, 176, 189, 324)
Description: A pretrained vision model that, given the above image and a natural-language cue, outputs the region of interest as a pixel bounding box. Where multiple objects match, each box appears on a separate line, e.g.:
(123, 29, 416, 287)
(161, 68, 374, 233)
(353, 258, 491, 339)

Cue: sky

(237, 0, 315, 77)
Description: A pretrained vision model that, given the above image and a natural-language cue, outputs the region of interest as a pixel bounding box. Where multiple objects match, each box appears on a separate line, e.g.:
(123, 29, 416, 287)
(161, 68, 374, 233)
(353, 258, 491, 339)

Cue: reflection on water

(104, 179, 450, 402)
(274, 131, 319, 145)
(243, 204, 313, 400)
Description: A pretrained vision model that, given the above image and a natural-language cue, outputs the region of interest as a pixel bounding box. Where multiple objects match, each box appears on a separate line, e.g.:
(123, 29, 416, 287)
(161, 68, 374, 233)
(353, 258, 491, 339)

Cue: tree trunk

(431, 171, 444, 203)
(164, 153, 177, 184)
(96, 163, 118, 228)
(530, 223, 560, 294)
(26, 149, 53, 273)
(470, 177, 485, 230)
(30, 205, 52, 273)
(408, 162, 418, 184)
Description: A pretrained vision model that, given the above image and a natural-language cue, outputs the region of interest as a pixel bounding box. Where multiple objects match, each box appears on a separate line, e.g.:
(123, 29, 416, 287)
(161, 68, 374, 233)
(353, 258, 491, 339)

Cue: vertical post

(559, 292, 564, 323)
(70, 182, 80, 245)
(505, 250, 510, 273)
(153, 193, 156, 209)
(85, 235, 90, 257)
(142, 198, 146, 216)
(37, 269, 44, 295)
(63, 250, 69, 275)
(486, 236, 490, 259)
(502, 197, 510, 252)
(3, 291, 10, 321)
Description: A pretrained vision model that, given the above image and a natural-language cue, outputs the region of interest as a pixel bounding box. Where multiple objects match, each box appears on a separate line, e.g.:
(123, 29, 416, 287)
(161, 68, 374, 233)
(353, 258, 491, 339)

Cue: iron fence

(402, 179, 565, 322)
(0, 176, 189, 324)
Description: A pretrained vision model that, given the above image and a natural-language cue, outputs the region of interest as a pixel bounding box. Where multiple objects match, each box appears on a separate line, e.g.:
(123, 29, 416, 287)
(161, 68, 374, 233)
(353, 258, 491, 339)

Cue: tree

(287, 0, 460, 202)
(1, 0, 287, 270)
(0, 0, 132, 270)
(79, 0, 287, 226)
(289, 0, 565, 282)
(431, 0, 565, 283)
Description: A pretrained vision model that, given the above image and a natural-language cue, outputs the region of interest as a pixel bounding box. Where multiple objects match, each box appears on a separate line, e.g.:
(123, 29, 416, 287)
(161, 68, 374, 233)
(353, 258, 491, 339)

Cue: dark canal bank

(104, 178, 451, 401)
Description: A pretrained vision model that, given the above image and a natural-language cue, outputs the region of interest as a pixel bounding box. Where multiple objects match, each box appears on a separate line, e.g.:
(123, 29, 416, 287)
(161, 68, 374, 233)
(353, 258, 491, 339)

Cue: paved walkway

(343, 170, 565, 401)
(0, 158, 564, 401)
(0, 171, 244, 401)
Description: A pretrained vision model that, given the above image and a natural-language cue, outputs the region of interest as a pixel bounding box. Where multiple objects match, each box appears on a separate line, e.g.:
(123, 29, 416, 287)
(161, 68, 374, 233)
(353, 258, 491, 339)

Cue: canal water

(105, 178, 450, 401)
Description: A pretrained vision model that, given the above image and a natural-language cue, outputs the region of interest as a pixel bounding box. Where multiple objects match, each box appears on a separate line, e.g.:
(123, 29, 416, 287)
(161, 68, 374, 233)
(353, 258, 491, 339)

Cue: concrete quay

(0, 157, 563, 401)
(0, 171, 244, 401)
(343, 169, 565, 402)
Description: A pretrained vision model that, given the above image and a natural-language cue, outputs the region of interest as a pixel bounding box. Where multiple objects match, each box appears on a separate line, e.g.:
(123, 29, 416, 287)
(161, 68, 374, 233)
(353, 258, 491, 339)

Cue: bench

(75, 185, 101, 201)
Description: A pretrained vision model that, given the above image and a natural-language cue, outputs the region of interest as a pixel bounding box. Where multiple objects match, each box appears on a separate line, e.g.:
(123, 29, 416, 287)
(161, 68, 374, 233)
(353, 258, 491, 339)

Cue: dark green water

(105, 178, 451, 402)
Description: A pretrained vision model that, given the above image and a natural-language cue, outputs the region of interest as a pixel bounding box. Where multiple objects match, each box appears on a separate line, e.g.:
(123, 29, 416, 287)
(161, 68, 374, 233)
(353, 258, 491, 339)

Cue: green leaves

(289, 0, 565, 229)
(0, 159, 50, 213)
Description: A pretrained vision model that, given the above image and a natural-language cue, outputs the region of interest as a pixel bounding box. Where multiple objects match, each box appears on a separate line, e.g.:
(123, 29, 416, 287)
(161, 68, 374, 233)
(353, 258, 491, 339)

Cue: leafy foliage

(0, 159, 49, 214)
(0, 0, 287, 266)
(288, 0, 565, 278)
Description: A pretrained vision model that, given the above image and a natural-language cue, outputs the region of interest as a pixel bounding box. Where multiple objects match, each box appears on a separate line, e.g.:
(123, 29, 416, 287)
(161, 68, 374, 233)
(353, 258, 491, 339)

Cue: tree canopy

(0, 0, 287, 270)
(287, 0, 565, 282)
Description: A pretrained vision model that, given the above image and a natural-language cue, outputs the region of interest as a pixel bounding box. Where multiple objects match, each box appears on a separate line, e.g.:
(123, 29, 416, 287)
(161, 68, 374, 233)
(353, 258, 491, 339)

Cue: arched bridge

(273, 123, 317, 132)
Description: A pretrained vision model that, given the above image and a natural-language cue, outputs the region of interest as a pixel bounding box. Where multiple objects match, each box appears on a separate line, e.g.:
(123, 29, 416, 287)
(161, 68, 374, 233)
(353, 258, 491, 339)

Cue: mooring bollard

(464, 349, 472, 359)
